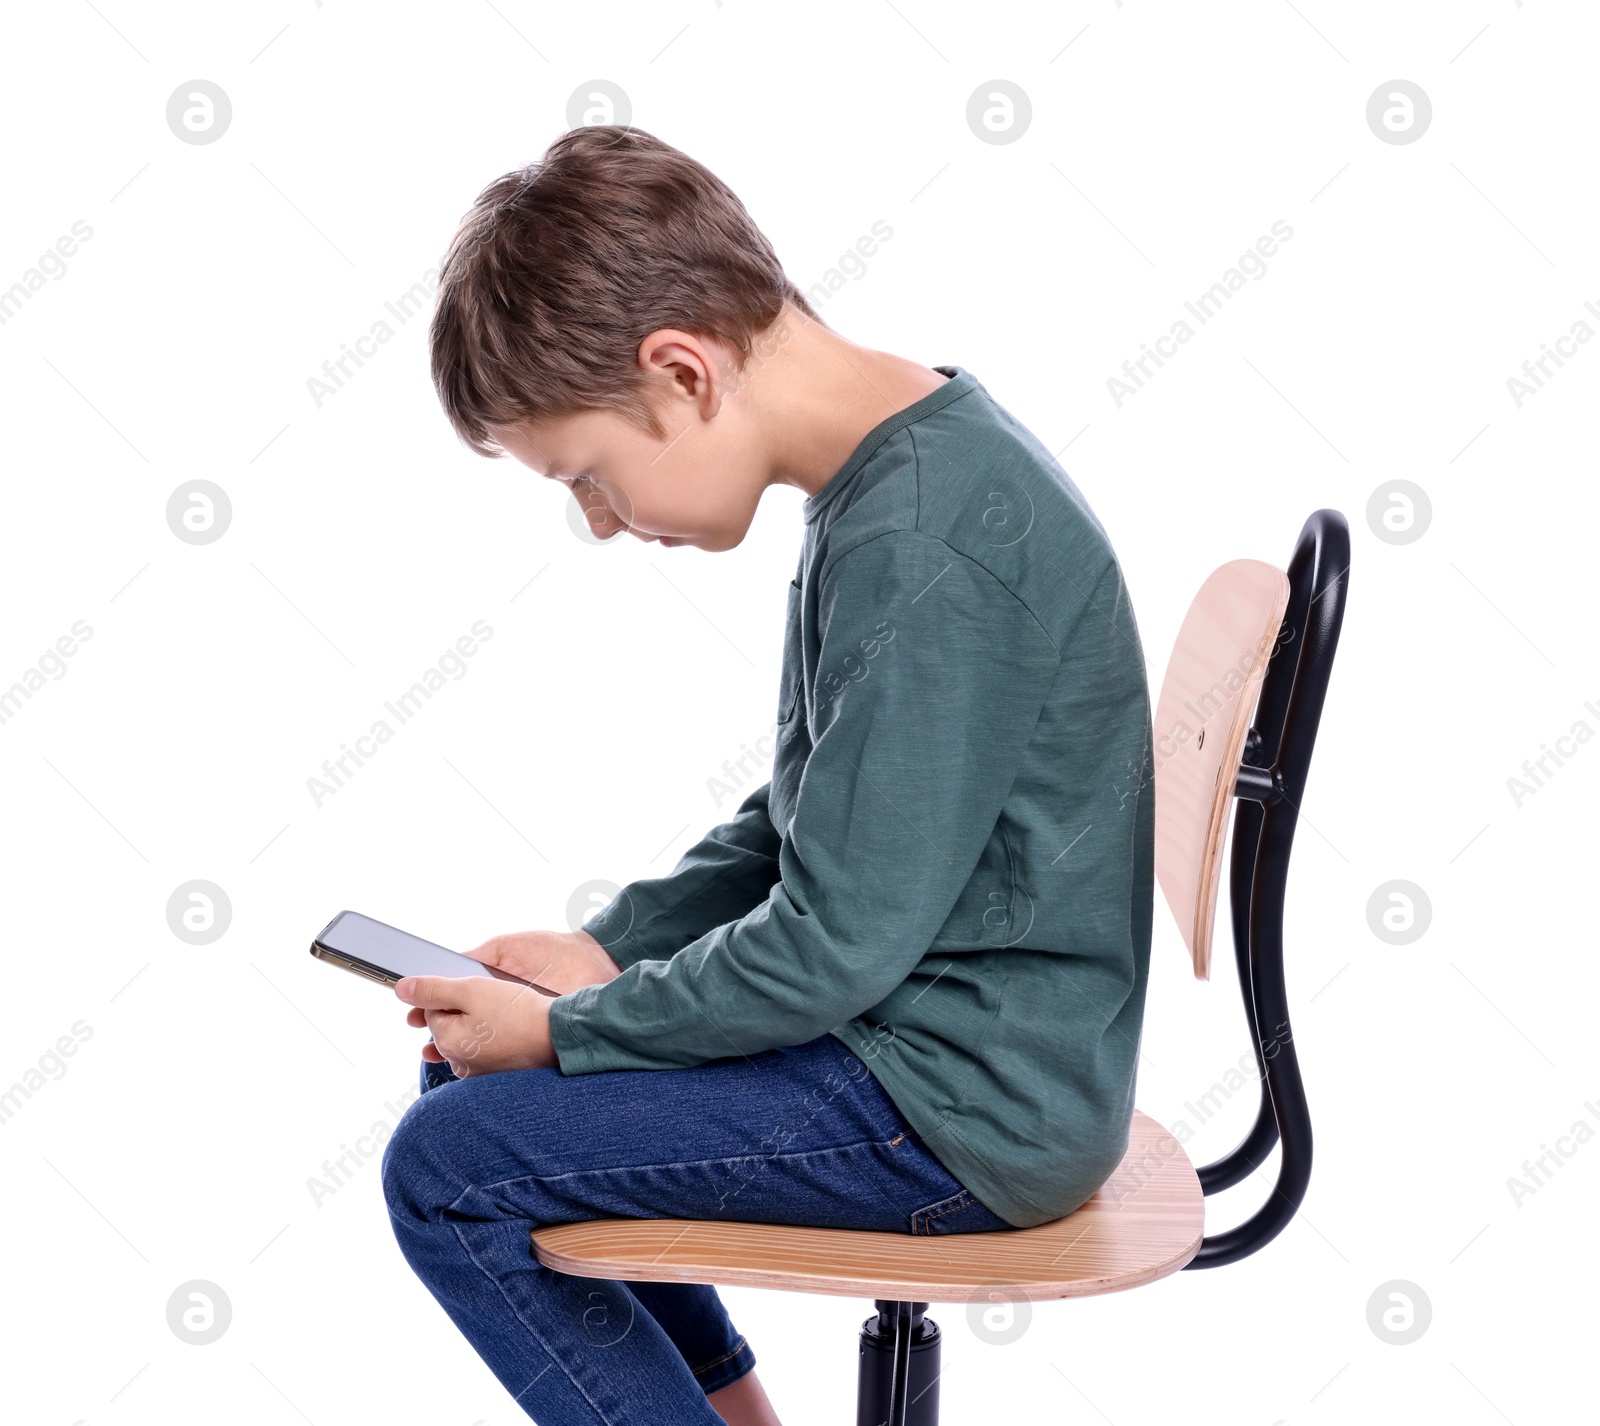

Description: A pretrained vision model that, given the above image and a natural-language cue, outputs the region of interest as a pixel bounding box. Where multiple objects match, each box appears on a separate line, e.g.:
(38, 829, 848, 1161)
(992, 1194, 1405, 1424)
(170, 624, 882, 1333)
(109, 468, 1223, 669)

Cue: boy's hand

(462, 927, 623, 995)
(396, 974, 557, 1077)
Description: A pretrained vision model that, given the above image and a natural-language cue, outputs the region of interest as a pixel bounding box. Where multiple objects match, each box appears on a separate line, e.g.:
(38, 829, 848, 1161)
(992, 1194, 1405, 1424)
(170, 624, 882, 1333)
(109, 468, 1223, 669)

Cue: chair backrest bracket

(1232, 765, 1282, 803)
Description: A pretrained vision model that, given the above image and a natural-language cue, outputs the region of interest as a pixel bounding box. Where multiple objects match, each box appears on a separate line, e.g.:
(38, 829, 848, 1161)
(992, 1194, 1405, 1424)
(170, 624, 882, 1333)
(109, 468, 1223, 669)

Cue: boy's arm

(579, 779, 782, 971)
(547, 529, 1063, 1074)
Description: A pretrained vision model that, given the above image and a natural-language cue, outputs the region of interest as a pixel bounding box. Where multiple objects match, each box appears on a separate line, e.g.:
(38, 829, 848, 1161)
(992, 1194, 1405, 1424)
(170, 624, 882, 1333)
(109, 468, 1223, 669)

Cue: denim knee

(379, 1080, 461, 1226)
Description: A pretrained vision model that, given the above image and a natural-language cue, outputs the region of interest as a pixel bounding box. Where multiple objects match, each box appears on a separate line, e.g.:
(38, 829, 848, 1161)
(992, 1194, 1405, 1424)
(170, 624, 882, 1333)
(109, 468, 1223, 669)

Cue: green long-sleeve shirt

(548, 366, 1154, 1227)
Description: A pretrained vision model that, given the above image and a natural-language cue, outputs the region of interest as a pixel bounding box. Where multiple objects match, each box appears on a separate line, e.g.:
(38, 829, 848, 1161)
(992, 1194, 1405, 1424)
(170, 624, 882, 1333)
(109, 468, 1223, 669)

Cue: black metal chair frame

(858, 509, 1351, 1424)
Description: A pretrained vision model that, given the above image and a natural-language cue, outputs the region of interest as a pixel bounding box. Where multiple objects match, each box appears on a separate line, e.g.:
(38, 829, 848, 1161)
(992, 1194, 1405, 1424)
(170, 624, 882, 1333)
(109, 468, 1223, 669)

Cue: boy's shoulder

(810, 368, 1126, 645)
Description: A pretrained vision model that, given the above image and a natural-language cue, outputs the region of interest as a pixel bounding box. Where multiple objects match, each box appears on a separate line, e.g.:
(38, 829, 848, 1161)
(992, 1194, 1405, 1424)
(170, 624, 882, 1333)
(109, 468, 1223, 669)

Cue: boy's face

(489, 393, 761, 553)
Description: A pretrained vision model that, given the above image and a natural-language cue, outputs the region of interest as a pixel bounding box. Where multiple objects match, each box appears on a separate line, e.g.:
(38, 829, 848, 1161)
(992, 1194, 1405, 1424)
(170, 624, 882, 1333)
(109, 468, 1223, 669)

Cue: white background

(2, 2, 1593, 1423)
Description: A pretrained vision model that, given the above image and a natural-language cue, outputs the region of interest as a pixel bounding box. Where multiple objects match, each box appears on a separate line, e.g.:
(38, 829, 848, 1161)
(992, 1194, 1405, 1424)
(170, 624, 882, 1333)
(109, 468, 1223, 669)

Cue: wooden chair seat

(530, 1111, 1202, 1303)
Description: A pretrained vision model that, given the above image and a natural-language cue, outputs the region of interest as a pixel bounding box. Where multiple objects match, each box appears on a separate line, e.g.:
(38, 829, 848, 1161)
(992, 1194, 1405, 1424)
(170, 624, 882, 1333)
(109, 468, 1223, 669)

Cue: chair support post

(857, 1300, 940, 1426)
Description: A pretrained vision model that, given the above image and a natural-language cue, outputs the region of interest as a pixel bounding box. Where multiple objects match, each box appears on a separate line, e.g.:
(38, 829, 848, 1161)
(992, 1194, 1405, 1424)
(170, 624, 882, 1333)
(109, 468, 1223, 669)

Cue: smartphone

(309, 910, 558, 997)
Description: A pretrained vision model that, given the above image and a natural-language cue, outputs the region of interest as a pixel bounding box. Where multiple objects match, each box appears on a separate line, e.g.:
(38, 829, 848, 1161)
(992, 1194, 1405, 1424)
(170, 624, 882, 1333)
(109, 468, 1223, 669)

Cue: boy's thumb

(395, 975, 468, 1010)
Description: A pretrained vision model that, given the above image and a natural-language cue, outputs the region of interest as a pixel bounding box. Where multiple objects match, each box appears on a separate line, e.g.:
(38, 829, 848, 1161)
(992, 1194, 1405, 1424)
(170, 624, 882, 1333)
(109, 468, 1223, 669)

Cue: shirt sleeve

(578, 780, 782, 972)
(548, 529, 1062, 1074)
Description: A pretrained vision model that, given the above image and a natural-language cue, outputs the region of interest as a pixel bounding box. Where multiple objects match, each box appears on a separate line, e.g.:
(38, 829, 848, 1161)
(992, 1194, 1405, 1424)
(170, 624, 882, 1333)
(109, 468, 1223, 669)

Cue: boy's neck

(754, 304, 949, 501)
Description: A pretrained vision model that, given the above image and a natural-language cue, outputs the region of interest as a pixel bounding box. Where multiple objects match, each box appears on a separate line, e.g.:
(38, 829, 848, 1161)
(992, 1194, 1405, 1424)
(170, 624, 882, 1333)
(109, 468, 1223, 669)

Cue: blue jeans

(380, 1032, 1011, 1425)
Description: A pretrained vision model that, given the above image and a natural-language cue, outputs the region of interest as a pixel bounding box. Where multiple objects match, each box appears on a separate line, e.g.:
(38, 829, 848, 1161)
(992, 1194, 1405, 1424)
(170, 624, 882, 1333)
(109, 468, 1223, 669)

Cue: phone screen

(312, 911, 554, 994)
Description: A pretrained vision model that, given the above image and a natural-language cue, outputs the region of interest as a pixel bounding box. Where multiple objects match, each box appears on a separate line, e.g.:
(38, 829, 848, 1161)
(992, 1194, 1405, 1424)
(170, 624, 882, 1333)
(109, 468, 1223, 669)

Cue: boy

(382, 125, 1153, 1426)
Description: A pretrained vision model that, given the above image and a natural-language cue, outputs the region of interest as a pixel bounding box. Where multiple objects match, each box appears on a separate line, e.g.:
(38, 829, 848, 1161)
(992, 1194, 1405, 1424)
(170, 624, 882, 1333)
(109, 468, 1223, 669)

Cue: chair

(531, 509, 1351, 1424)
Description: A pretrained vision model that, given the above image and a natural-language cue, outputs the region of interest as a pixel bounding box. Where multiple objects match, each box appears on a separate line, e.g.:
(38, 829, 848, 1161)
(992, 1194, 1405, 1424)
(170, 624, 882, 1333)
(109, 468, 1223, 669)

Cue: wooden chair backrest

(1152, 560, 1290, 979)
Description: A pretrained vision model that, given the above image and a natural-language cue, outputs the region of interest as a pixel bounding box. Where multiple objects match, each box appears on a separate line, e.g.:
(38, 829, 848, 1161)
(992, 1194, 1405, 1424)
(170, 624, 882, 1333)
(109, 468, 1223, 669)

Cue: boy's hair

(430, 125, 822, 459)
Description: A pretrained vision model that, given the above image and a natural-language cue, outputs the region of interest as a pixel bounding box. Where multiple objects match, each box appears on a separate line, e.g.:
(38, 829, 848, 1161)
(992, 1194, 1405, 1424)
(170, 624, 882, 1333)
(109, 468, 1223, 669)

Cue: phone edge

(309, 942, 401, 987)
(308, 926, 558, 997)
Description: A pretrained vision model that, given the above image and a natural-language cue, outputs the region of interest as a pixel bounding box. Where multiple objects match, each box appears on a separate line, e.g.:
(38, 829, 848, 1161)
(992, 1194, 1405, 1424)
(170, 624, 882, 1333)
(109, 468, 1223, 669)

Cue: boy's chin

(661, 532, 734, 551)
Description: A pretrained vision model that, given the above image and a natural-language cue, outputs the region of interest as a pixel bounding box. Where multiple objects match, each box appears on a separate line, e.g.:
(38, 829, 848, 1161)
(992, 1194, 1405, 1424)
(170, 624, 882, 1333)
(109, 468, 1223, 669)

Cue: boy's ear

(636, 330, 732, 417)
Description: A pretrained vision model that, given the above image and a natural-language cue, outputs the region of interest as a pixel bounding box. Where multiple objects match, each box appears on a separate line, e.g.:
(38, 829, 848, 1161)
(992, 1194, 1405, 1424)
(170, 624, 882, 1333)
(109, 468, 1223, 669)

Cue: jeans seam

(450, 1219, 624, 1426)
(690, 1335, 750, 1377)
(911, 1190, 973, 1235)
